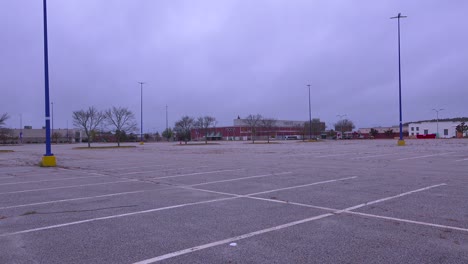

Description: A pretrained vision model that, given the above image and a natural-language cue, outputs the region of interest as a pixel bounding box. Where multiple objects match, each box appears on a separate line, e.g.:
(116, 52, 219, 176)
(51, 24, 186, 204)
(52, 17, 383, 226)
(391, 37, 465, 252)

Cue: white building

(407, 121, 459, 138)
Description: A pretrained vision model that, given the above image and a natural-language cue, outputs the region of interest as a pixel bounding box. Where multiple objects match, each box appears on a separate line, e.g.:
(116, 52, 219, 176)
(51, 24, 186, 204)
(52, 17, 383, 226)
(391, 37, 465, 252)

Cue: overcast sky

(1, 0, 467, 132)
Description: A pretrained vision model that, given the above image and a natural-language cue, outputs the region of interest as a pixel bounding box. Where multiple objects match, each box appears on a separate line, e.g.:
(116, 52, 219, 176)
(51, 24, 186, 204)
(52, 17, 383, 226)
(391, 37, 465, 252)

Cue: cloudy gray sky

(1, 0, 467, 132)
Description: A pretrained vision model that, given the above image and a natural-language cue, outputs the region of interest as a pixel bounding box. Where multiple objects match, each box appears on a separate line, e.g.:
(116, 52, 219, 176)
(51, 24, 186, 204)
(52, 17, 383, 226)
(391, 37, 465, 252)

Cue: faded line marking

(0, 180, 138, 195)
(397, 152, 454, 161)
(247, 176, 357, 196)
(189, 172, 292, 187)
(0, 197, 237, 237)
(315, 153, 352, 158)
(0, 175, 108, 186)
(153, 169, 243, 179)
(347, 211, 468, 233)
(0, 191, 146, 210)
(118, 166, 209, 176)
(338, 183, 447, 212)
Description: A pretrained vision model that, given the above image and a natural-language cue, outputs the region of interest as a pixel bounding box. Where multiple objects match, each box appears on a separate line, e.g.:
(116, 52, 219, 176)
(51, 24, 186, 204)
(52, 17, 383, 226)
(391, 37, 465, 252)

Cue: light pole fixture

(41, 0, 56, 166)
(391, 13, 407, 146)
(138, 82, 145, 145)
(432, 108, 444, 138)
(336, 114, 347, 139)
(307, 84, 312, 140)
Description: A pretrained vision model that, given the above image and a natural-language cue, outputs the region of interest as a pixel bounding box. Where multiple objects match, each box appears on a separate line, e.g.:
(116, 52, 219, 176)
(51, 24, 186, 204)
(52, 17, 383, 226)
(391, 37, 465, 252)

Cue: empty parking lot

(1, 139, 467, 263)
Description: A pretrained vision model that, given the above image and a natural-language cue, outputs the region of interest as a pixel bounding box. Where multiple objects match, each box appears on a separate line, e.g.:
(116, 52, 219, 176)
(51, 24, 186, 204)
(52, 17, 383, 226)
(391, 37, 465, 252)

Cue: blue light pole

(391, 13, 407, 146)
(42, 0, 56, 166)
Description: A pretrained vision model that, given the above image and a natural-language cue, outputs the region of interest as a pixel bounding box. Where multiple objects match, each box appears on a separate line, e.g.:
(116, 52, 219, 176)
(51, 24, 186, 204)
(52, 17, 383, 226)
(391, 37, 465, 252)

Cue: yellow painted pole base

(41, 155, 57, 167)
(397, 139, 406, 146)
(139, 141, 144, 145)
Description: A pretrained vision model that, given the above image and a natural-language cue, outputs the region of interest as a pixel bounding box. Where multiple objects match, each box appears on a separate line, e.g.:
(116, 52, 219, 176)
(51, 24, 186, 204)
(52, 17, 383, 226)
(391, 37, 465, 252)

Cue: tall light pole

(336, 114, 347, 139)
(391, 13, 407, 146)
(166, 105, 168, 132)
(41, 0, 56, 166)
(51, 101, 54, 134)
(307, 84, 312, 140)
(432, 108, 444, 138)
(138, 82, 145, 145)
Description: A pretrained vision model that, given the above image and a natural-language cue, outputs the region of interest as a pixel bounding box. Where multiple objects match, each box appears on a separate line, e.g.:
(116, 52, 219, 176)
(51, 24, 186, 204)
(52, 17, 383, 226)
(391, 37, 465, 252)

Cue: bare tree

(105, 107, 137, 147)
(260, 118, 277, 143)
(243, 114, 263, 143)
(174, 116, 194, 144)
(194, 116, 217, 144)
(72, 106, 106, 148)
(334, 119, 355, 138)
(0, 113, 9, 127)
(304, 118, 325, 139)
(52, 132, 62, 144)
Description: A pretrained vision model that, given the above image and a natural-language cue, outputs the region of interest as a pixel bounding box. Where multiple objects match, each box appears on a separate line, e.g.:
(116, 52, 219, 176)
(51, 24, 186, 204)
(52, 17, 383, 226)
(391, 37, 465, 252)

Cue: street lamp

(41, 0, 56, 166)
(138, 82, 145, 145)
(336, 114, 347, 139)
(391, 13, 407, 146)
(432, 108, 444, 138)
(307, 84, 312, 140)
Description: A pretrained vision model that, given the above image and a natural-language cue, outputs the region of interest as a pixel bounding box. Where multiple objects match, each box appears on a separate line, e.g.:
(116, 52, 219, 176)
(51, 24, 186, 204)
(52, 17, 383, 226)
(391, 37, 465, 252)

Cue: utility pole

(391, 13, 407, 146)
(138, 82, 145, 145)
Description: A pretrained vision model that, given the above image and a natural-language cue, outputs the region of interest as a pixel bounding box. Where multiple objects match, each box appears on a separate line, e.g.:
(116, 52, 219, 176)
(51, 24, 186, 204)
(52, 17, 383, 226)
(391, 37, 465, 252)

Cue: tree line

(72, 106, 137, 147)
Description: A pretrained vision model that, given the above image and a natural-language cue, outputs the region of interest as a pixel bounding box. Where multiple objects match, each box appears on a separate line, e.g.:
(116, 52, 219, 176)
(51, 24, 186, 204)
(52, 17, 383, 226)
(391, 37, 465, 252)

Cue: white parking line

(0, 191, 146, 210)
(338, 183, 447, 212)
(0, 197, 237, 237)
(189, 172, 292, 187)
(118, 166, 209, 176)
(397, 152, 454, 161)
(247, 176, 357, 196)
(132, 183, 447, 263)
(455, 158, 468, 162)
(153, 169, 243, 180)
(0, 176, 14, 179)
(315, 153, 352, 158)
(352, 153, 395, 159)
(0, 175, 108, 186)
(0, 176, 355, 236)
(347, 211, 468, 233)
(0, 180, 139, 195)
(0, 172, 292, 209)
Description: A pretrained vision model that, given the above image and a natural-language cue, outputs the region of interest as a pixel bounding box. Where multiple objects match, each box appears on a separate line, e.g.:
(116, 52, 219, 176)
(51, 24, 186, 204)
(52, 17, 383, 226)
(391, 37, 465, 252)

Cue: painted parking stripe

(118, 166, 209, 176)
(397, 152, 454, 161)
(0, 197, 237, 237)
(0, 191, 146, 210)
(188, 172, 292, 187)
(153, 169, 243, 180)
(0, 176, 355, 236)
(0, 175, 108, 186)
(0, 172, 291, 209)
(132, 183, 446, 263)
(455, 158, 468, 162)
(0, 180, 138, 195)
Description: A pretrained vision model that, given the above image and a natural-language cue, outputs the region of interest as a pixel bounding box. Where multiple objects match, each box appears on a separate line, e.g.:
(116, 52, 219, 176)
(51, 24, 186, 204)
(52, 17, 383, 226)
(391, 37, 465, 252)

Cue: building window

(416, 127, 419, 131)
(411, 133, 414, 135)
(416, 133, 419, 135)
(411, 127, 414, 131)
(424, 129, 428, 135)
(444, 129, 448, 136)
